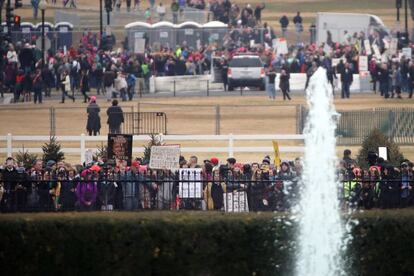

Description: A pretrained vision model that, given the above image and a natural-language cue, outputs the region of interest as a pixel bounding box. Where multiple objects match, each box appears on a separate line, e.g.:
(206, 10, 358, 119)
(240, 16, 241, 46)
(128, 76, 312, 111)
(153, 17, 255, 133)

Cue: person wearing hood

(86, 96, 101, 136)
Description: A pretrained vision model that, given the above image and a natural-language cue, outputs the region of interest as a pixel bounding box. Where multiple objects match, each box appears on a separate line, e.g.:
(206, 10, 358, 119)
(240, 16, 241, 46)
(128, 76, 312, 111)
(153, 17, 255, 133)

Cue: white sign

(224, 191, 249, 212)
(134, 38, 145, 54)
(382, 38, 390, 49)
(323, 43, 332, 55)
(364, 39, 372, 55)
(379, 147, 388, 160)
(358, 56, 368, 72)
(22, 28, 30, 34)
(105, 26, 111, 36)
(179, 168, 203, 198)
(402, 47, 412, 58)
(275, 38, 288, 55)
(85, 149, 93, 165)
(372, 44, 381, 60)
(149, 145, 180, 170)
(390, 38, 398, 56)
(184, 29, 194, 35)
(272, 38, 278, 48)
(160, 31, 168, 38)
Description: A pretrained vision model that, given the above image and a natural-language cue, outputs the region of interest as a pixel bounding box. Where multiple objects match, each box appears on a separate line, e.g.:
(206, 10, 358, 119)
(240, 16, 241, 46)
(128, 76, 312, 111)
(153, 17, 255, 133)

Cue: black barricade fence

(1, 168, 413, 212)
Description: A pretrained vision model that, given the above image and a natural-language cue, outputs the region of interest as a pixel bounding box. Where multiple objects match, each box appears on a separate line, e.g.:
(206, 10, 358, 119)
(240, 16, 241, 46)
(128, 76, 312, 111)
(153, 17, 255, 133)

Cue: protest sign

(364, 39, 372, 55)
(358, 56, 368, 72)
(179, 168, 203, 198)
(275, 38, 288, 55)
(134, 38, 146, 54)
(372, 44, 381, 60)
(107, 134, 133, 166)
(402, 47, 412, 58)
(272, 141, 281, 167)
(149, 145, 180, 170)
(389, 38, 398, 56)
(224, 191, 249, 212)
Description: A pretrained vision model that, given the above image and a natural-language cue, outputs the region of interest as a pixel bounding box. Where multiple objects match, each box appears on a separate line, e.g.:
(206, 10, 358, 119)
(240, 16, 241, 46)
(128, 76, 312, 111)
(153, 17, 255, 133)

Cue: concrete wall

(150, 73, 372, 93)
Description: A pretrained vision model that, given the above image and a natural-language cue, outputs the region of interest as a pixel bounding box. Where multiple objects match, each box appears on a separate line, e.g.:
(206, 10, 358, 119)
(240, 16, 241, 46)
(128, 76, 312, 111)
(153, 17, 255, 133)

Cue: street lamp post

(39, 0, 47, 68)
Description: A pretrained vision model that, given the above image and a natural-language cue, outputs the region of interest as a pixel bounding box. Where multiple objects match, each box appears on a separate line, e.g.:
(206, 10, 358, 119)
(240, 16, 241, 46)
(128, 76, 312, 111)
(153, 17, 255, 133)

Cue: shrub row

(0, 211, 414, 275)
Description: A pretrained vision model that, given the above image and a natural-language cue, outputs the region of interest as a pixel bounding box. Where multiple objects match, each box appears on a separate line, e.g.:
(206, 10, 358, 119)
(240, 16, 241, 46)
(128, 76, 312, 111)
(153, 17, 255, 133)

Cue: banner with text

(149, 145, 180, 170)
(179, 168, 203, 198)
(107, 134, 133, 166)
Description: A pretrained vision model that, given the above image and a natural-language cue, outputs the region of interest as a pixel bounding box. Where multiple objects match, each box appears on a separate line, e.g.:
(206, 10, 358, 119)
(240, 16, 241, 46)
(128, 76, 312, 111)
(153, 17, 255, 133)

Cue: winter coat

(279, 73, 290, 91)
(204, 181, 226, 210)
(76, 181, 98, 207)
(86, 102, 101, 133)
(106, 105, 124, 128)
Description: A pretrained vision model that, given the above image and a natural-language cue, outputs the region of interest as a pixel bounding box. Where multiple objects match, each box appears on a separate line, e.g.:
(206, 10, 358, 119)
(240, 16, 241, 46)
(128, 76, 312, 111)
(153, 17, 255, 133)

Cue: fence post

(207, 80, 209, 97)
(228, 133, 234, 157)
(80, 133, 86, 164)
(240, 86, 243, 96)
(173, 80, 176, 97)
(215, 105, 220, 135)
(6, 133, 12, 157)
(50, 107, 56, 136)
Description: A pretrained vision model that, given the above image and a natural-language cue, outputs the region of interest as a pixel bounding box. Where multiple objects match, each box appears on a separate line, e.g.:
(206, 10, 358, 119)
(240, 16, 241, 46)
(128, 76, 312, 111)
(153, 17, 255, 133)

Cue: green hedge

(0, 211, 414, 276)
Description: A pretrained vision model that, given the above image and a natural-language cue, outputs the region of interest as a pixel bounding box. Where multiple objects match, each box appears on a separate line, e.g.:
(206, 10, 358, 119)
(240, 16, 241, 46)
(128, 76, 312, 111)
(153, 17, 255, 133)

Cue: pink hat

(139, 165, 148, 174)
(81, 169, 90, 178)
(90, 96, 96, 102)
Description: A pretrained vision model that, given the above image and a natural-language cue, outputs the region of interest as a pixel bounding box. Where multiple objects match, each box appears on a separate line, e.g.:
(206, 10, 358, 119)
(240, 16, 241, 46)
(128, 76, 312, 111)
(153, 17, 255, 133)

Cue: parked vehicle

(227, 55, 265, 91)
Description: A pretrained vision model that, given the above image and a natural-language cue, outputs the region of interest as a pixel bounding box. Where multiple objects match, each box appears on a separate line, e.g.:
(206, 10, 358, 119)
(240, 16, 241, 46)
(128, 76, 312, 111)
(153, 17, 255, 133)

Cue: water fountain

(296, 67, 346, 276)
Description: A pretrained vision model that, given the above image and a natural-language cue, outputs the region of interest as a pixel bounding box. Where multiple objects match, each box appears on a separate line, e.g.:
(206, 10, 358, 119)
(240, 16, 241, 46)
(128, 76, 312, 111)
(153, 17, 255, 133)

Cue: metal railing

(297, 106, 414, 145)
(121, 112, 167, 135)
(1, 170, 412, 212)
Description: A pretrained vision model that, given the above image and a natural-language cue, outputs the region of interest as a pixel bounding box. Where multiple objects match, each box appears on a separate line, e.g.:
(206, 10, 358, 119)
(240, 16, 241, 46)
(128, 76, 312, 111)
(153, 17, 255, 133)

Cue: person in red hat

(210, 157, 219, 166)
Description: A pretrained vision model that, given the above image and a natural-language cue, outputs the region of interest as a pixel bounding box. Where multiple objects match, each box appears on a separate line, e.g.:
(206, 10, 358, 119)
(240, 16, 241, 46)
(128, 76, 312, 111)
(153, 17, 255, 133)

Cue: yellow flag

(272, 141, 281, 167)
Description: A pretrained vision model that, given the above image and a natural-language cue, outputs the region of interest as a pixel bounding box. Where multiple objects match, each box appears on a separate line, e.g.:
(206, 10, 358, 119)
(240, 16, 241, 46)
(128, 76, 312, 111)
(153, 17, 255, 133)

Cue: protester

(107, 99, 124, 134)
(86, 96, 101, 136)
(340, 63, 353, 99)
(266, 66, 276, 100)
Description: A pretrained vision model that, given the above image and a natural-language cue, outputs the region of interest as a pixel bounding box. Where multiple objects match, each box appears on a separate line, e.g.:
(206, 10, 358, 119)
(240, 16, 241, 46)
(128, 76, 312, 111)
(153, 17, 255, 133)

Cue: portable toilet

(176, 21, 202, 49)
(202, 21, 228, 47)
(124, 21, 151, 53)
(150, 21, 176, 50)
(13, 22, 35, 44)
(55, 22, 73, 50)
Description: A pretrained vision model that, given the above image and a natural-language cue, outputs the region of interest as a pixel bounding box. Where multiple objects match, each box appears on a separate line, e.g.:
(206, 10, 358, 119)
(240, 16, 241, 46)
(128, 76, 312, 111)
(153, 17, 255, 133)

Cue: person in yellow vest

(343, 167, 362, 209)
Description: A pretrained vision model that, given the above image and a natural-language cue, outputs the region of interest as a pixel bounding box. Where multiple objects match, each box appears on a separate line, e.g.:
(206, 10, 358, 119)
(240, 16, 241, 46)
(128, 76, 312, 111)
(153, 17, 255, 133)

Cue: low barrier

(150, 73, 372, 94)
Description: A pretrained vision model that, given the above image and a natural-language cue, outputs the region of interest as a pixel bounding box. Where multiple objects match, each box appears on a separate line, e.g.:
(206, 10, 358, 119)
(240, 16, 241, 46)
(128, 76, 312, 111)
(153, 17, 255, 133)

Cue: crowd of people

(3, 0, 414, 104)
(0, 148, 413, 212)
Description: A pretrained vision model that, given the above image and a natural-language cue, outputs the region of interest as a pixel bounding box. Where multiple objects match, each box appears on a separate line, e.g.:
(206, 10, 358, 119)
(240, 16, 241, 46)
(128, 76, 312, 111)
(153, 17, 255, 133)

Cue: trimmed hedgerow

(1, 211, 414, 276)
(0, 212, 295, 276)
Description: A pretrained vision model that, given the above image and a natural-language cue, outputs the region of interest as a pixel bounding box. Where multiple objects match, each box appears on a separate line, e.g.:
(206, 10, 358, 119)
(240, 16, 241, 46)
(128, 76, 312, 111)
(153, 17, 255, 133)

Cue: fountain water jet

(296, 67, 346, 276)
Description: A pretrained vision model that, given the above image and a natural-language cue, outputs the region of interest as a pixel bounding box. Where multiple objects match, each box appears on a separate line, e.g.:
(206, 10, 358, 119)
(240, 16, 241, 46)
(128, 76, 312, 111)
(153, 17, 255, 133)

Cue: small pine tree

(93, 143, 108, 162)
(42, 136, 65, 163)
(357, 128, 405, 168)
(142, 134, 163, 164)
(15, 147, 38, 169)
